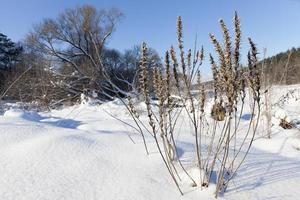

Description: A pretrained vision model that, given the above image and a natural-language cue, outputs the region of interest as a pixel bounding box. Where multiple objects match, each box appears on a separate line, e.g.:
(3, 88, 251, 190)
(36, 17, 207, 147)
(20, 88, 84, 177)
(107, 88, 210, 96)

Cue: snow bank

(3, 109, 43, 121)
(0, 111, 208, 200)
(0, 84, 299, 200)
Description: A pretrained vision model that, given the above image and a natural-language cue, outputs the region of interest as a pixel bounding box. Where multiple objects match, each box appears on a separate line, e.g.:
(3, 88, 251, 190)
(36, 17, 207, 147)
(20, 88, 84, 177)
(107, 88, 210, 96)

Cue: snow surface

(0, 85, 299, 200)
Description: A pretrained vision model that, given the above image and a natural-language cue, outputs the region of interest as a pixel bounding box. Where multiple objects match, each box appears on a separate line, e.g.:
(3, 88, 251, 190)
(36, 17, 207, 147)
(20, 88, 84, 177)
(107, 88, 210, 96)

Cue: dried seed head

(153, 66, 160, 94)
(199, 46, 204, 62)
(170, 46, 180, 90)
(233, 12, 242, 104)
(139, 42, 149, 96)
(238, 68, 246, 100)
(220, 19, 232, 69)
(248, 38, 261, 103)
(177, 16, 186, 77)
(233, 11, 241, 70)
(177, 16, 183, 43)
(197, 71, 206, 113)
(139, 42, 156, 130)
(153, 66, 167, 137)
(209, 33, 226, 83)
(210, 54, 219, 101)
(128, 96, 139, 118)
(187, 49, 192, 69)
(165, 51, 171, 87)
(165, 51, 172, 107)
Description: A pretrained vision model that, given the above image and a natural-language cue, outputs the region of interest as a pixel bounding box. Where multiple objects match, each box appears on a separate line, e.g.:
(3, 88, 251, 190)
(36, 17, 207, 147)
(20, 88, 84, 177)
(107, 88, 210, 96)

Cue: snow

(0, 107, 186, 200)
(0, 85, 299, 199)
(3, 109, 43, 121)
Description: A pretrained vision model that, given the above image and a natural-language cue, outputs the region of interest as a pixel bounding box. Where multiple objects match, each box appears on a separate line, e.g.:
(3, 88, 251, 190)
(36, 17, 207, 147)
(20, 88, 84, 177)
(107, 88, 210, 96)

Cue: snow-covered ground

(0, 85, 299, 200)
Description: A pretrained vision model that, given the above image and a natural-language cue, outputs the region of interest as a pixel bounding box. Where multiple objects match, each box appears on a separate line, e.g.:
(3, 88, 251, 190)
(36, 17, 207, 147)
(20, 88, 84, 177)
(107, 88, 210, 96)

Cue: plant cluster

(125, 12, 261, 198)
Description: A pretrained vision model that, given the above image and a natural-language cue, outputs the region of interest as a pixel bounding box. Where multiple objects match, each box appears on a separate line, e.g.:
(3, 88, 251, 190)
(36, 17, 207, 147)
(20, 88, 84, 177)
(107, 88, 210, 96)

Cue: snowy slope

(0, 85, 299, 200)
(0, 107, 215, 200)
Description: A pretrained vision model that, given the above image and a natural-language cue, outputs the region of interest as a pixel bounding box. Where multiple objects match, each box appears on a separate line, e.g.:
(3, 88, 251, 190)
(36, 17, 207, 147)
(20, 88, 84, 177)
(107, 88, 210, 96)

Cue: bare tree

(26, 5, 124, 99)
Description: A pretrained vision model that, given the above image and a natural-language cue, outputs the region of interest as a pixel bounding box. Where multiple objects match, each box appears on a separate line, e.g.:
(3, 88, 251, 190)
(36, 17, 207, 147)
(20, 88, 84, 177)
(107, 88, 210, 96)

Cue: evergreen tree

(0, 33, 22, 69)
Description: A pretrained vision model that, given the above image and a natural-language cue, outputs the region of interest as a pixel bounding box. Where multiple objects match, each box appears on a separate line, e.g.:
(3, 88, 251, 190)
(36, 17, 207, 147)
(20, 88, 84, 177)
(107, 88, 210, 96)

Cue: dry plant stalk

(121, 12, 261, 198)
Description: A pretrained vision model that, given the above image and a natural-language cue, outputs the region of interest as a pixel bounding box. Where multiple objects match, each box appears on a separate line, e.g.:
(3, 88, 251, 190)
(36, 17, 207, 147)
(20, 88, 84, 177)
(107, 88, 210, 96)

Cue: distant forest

(261, 47, 300, 85)
(0, 5, 299, 108)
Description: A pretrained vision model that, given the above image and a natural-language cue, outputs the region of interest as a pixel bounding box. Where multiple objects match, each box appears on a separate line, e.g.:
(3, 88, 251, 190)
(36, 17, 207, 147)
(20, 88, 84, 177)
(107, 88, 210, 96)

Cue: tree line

(0, 5, 299, 109)
(261, 47, 300, 85)
(0, 5, 162, 108)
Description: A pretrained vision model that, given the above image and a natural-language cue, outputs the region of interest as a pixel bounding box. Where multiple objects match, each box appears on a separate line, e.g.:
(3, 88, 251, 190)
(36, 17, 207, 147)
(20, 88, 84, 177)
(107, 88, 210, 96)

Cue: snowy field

(0, 85, 299, 200)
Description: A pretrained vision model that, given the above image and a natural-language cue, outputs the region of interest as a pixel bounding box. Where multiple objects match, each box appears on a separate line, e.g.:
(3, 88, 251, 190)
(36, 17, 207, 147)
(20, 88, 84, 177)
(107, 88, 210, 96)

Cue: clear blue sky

(1, 0, 300, 76)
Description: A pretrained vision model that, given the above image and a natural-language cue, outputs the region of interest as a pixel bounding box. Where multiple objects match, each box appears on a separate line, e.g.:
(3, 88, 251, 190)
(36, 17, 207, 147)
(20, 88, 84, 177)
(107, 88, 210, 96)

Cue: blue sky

(1, 0, 300, 75)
